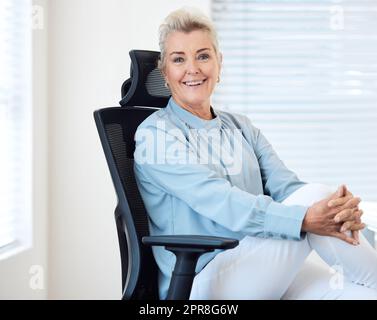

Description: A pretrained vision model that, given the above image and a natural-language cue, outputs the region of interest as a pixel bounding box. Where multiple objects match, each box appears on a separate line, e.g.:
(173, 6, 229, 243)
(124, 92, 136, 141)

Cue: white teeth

(184, 80, 205, 86)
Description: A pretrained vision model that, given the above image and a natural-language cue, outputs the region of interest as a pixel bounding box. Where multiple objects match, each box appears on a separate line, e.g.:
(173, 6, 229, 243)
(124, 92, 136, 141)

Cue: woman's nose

(186, 59, 200, 74)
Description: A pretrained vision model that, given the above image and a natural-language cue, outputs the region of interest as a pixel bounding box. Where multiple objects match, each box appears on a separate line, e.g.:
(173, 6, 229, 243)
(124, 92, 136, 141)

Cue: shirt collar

(166, 97, 222, 129)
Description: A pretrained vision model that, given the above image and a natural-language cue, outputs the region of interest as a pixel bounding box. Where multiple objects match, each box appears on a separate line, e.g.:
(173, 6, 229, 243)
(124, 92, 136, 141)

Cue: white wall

(0, 0, 49, 299)
(48, 0, 210, 299)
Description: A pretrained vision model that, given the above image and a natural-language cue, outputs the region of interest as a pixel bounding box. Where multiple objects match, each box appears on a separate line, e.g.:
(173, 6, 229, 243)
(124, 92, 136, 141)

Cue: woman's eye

(198, 54, 209, 60)
(173, 57, 184, 63)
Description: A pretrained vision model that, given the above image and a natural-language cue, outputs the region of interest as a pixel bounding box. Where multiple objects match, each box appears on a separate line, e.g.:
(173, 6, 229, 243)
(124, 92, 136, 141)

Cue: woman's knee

(283, 183, 335, 206)
(306, 183, 335, 199)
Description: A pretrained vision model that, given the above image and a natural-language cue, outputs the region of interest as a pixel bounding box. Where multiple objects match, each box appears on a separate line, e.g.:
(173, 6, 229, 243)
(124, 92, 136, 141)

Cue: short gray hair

(158, 7, 220, 71)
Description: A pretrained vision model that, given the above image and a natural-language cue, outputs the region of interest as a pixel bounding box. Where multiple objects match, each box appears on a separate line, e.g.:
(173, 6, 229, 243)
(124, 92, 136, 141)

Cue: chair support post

(166, 248, 208, 300)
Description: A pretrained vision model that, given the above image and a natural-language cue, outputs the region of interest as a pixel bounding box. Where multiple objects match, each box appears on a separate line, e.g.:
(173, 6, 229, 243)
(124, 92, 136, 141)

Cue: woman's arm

(134, 122, 308, 240)
(247, 121, 364, 244)
(243, 120, 306, 203)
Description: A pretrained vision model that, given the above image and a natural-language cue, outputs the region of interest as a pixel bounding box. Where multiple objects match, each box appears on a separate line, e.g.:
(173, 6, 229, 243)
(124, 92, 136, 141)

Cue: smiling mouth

(182, 79, 207, 87)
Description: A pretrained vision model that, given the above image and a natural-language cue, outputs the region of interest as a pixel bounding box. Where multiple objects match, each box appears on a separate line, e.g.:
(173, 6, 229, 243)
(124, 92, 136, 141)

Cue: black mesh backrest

(95, 107, 160, 300)
(94, 50, 171, 300)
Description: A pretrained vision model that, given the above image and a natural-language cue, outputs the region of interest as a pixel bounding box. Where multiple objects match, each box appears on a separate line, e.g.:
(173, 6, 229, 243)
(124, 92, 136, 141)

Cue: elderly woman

(134, 8, 377, 300)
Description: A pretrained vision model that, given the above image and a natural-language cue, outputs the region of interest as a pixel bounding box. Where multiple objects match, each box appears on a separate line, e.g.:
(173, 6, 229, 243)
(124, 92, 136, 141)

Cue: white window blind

(0, 0, 32, 256)
(212, 0, 377, 201)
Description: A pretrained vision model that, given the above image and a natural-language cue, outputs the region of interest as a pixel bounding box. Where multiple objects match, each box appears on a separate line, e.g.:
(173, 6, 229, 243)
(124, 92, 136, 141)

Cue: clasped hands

(302, 185, 365, 245)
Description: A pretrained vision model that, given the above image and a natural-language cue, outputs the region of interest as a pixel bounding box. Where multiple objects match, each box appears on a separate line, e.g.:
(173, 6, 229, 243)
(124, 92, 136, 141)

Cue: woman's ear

(218, 52, 223, 75)
(160, 67, 167, 79)
(158, 57, 166, 77)
(162, 73, 169, 88)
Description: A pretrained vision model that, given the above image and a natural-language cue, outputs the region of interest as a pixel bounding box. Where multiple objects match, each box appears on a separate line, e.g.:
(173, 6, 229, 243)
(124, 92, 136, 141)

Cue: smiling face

(162, 30, 222, 117)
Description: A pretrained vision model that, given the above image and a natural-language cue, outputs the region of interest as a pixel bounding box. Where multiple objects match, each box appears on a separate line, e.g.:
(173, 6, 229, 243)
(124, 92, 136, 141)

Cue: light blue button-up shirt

(134, 97, 308, 299)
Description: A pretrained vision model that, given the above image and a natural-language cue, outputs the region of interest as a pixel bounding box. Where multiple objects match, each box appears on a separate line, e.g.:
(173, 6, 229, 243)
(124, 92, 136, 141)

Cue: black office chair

(94, 50, 239, 300)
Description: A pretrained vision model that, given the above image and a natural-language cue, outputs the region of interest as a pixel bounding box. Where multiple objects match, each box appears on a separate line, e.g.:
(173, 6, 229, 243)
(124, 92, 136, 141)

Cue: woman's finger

(352, 230, 359, 242)
(334, 208, 356, 223)
(354, 209, 362, 222)
(328, 194, 353, 208)
(341, 220, 365, 233)
(347, 222, 366, 231)
(340, 220, 355, 232)
(337, 184, 346, 197)
(332, 231, 359, 245)
(340, 196, 361, 211)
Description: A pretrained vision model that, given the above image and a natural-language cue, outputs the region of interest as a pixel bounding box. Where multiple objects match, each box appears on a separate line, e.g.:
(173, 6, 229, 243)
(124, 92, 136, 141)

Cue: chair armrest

(142, 235, 239, 300)
(142, 235, 238, 250)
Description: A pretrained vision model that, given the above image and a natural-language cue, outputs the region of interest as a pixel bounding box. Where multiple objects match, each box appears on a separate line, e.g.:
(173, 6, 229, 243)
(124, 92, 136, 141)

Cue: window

(212, 0, 377, 201)
(0, 0, 32, 257)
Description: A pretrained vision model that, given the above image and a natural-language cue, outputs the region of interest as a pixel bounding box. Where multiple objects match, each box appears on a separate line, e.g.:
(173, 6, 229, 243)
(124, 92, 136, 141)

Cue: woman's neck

(173, 98, 214, 120)
(185, 107, 213, 120)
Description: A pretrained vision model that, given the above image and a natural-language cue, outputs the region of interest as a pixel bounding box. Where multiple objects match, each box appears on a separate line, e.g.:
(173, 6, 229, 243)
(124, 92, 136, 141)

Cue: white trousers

(189, 183, 377, 300)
